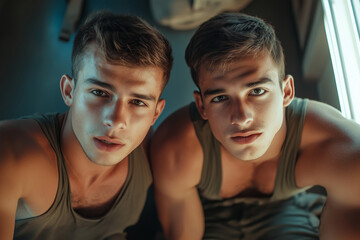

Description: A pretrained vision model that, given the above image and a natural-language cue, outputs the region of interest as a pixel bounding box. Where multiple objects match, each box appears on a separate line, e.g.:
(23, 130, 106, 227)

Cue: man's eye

(131, 99, 146, 106)
(91, 89, 108, 97)
(250, 88, 266, 96)
(211, 95, 228, 103)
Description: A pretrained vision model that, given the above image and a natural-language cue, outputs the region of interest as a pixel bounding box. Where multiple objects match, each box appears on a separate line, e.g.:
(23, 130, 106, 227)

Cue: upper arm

(150, 106, 205, 239)
(296, 100, 360, 204)
(0, 121, 26, 239)
(150, 105, 203, 196)
(0, 119, 49, 239)
(295, 101, 360, 238)
(319, 198, 360, 239)
(0, 160, 20, 240)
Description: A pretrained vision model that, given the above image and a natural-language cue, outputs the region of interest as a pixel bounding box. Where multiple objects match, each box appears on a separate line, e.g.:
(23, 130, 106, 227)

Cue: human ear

(60, 74, 75, 107)
(282, 75, 295, 107)
(193, 90, 208, 120)
(151, 98, 165, 125)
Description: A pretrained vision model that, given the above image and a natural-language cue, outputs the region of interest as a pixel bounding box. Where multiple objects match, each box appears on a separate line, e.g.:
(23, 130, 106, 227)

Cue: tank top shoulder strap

(30, 113, 62, 153)
(26, 113, 70, 213)
(129, 145, 152, 190)
(271, 98, 311, 201)
(189, 102, 222, 200)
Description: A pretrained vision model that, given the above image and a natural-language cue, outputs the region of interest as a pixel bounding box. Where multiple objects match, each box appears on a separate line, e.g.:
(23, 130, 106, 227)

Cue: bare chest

(220, 154, 279, 199)
(69, 164, 128, 218)
(70, 183, 123, 218)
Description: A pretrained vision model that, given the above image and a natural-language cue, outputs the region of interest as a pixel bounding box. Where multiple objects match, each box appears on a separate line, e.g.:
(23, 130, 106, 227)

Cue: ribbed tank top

(190, 98, 310, 206)
(14, 113, 152, 240)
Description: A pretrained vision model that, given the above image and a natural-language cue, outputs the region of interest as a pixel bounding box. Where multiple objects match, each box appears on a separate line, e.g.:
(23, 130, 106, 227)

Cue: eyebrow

(131, 93, 156, 102)
(246, 78, 274, 87)
(85, 78, 156, 102)
(85, 78, 116, 92)
(203, 78, 275, 97)
(203, 88, 226, 97)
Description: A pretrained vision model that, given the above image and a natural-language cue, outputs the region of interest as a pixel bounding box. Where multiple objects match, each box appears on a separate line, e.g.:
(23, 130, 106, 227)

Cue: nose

(103, 100, 128, 130)
(230, 99, 253, 127)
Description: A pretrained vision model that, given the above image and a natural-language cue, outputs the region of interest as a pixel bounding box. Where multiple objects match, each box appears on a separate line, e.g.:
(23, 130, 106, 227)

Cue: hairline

(72, 42, 168, 92)
(196, 52, 284, 92)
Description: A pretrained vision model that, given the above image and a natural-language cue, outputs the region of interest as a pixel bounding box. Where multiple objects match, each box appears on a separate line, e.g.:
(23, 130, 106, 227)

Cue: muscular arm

(0, 119, 57, 239)
(295, 100, 360, 239)
(0, 163, 21, 240)
(150, 106, 204, 240)
(153, 178, 204, 240)
(0, 122, 24, 239)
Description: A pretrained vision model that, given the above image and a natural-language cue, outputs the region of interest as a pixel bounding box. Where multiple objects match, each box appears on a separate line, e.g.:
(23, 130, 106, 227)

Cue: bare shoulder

(296, 100, 360, 199)
(150, 104, 203, 191)
(0, 118, 53, 160)
(0, 118, 57, 197)
(298, 101, 360, 238)
(301, 100, 359, 147)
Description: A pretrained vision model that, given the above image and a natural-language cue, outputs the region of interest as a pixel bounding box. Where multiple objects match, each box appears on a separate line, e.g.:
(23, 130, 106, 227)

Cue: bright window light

(322, 0, 360, 123)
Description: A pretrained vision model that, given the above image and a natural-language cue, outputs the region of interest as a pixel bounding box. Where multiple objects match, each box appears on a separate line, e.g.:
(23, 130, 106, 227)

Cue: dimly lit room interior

(0, 0, 340, 125)
(1, 0, 359, 239)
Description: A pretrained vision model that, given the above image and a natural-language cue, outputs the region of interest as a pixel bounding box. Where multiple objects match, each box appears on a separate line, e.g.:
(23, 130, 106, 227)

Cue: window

(322, 0, 360, 123)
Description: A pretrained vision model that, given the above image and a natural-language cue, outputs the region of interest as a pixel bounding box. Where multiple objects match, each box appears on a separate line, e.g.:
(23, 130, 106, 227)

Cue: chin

(232, 149, 265, 161)
(91, 159, 120, 166)
(86, 153, 122, 166)
(235, 155, 258, 161)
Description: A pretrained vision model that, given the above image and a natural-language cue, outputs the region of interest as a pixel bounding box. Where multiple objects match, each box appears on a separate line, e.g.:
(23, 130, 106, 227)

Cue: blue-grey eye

(131, 99, 146, 106)
(250, 88, 266, 96)
(211, 95, 228, 103)
(91, 89, 108, 97)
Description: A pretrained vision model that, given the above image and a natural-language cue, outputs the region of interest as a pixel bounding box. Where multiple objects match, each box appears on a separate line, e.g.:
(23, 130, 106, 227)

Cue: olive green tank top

(14, 113, 152, 240)
(190, 98, 310, 205)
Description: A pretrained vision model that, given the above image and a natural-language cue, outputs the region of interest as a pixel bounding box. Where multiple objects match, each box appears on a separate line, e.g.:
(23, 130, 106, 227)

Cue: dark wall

(0, 0, 318, 126)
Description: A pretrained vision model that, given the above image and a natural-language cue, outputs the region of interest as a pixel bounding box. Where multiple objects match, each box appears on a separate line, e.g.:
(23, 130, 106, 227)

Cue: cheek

(72, 97, 103, 130)
(131, 107, 154, 120)
(205, 105, 233, 137)
(261, 94, 284, 116)
(263, 103, 284, 132)
(127, 112, 155, 143)
(129, 109, 156, 129)
(73, 93, 93, 112)
(205, 103, 229, 120)
(207, 117, 228, 141)
(74, 103, 101, 125)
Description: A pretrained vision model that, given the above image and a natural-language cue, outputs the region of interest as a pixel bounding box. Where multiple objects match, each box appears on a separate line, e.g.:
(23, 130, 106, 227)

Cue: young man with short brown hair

(0, 11, 172, 240)
(151, 12, 360, 240)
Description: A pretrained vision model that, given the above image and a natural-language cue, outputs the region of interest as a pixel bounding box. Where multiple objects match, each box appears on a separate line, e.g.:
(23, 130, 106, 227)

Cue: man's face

(63, 44, 165, 166)
(195, 53, 293, 161)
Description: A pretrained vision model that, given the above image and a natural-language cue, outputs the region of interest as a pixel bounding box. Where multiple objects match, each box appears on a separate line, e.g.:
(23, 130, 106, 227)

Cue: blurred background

(2, 0, 353, 128)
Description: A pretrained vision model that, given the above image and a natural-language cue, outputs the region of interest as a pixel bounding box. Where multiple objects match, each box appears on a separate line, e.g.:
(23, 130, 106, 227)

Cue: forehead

(77, 44, 165, 95)
(198, 53, 279, 89)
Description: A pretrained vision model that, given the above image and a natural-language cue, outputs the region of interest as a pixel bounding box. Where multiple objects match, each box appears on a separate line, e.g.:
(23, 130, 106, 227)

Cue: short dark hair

(185, 13, 285, 88)
(72, 11, 173, 90)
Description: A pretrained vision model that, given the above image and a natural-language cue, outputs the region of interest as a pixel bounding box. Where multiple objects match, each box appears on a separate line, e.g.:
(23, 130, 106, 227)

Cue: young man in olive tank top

(151, 13, 360, 239)
(0, 12, 172, 239)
